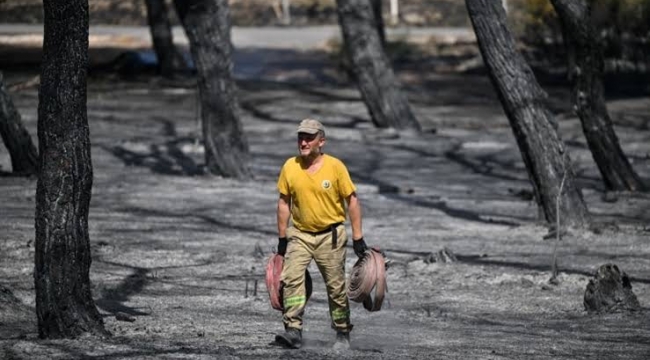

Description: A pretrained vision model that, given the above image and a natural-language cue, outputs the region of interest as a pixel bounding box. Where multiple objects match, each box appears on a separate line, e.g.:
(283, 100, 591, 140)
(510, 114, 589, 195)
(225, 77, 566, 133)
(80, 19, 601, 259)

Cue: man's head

(296, 118, 325, 159)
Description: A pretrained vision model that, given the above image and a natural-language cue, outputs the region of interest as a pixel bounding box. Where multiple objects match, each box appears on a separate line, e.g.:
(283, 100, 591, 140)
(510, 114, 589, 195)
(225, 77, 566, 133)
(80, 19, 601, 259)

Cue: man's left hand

(352, 237, 368, 258)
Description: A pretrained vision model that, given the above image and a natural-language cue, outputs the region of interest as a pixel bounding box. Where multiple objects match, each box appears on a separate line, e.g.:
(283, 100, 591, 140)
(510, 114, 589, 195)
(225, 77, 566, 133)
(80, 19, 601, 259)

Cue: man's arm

(277, 193, 291, 238)
(346, 192, 363, 240)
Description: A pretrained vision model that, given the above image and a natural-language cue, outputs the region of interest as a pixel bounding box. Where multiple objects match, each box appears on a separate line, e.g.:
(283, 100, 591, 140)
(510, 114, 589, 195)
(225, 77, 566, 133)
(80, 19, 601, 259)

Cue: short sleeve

(337, 161, 356, 198)
(277, 162, 290, 196)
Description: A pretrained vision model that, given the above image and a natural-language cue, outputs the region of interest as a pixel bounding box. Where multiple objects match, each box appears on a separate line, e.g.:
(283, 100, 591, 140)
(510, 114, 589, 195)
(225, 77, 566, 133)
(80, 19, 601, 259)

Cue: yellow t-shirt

(277, 154, 356, 232)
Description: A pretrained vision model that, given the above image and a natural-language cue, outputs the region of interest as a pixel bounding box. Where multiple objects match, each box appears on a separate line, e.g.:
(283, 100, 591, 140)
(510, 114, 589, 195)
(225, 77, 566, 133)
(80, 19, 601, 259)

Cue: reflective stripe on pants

(281, 224, 351, 332)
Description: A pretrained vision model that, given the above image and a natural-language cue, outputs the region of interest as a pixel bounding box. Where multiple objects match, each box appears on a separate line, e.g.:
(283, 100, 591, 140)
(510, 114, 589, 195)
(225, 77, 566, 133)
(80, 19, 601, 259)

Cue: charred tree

(336, 0, 420, 131)
(550, 0, 646, 192)
(370, 0, 386, 48)
(145, 0, 187, 77)
(35, 0, 108, 338)
(174, 0, 251, 178)
(465, 0, 590, 229)
(0, 72, 38, 175)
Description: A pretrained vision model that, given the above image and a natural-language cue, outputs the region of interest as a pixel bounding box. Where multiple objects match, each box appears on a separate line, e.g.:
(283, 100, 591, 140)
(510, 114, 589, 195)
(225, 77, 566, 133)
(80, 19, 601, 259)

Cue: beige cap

(296, 118, 325, 134)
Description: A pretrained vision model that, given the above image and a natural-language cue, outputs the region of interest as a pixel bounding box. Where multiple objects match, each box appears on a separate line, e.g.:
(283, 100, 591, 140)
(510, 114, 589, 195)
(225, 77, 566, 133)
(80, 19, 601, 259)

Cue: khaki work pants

(281, 224, 352, 333)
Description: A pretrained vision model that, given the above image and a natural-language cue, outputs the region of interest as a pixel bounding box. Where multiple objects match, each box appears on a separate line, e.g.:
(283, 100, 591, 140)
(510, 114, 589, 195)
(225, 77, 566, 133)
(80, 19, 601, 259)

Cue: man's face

(297, 132, 324, 158)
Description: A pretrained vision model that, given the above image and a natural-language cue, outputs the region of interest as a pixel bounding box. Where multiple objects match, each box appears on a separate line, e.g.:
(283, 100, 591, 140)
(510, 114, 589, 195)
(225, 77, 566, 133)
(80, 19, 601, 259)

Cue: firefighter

(274, 118, 368, 350)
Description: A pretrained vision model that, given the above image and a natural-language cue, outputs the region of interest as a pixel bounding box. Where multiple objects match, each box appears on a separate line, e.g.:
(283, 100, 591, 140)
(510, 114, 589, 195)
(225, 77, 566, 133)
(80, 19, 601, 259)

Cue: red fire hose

(265, 253, 312, 311)
(347, 247, 387, 312)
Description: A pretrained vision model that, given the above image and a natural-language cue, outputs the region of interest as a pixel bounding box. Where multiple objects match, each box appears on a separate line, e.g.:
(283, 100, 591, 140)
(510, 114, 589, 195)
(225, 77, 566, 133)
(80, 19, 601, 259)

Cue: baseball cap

(296, 118, 325, 135)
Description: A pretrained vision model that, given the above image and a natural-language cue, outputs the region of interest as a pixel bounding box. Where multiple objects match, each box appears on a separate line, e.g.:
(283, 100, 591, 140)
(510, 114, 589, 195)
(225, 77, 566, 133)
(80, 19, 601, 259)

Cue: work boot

(275, 328, 302, 349)
(332, 331, 350, 350)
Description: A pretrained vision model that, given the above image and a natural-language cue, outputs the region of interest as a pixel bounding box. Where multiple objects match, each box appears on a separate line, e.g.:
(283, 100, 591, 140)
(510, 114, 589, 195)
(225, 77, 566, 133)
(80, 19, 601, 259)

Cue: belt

(300, 223, 343, 249)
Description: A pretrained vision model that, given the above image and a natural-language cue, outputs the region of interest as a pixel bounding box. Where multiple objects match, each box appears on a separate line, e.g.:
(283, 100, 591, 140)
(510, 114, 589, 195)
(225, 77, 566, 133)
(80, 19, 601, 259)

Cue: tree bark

(0, 72, 38, 175)
(35, 0, 108, 338)
(550, 0, 646, 192)
(336, 0, 420, 131)
(370, 0, 386, 48)
(465, 0, 590, 229)
(145, 0, 187, 77)
(174, 0, 251, 178)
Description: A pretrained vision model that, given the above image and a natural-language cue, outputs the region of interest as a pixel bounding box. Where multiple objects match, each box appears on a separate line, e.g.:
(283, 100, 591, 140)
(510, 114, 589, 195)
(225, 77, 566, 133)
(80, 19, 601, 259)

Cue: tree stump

(584, 263, 641, 313)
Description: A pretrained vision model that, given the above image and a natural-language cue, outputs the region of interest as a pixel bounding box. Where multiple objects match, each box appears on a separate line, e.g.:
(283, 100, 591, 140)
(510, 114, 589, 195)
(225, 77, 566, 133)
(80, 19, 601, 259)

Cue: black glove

(277, 237, 288, 256)
(352, 237, 368, 258)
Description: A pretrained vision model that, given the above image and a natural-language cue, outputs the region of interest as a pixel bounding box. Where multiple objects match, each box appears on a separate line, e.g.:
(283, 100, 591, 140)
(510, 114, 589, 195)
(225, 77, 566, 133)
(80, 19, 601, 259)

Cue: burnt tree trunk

(35, 0, 108, 338)
(145, 0, 187, 77)
(370, 0, 386, 48)
(550, 0, 646, 192)
(465, 0, 590, 228)
(336, 0, 420, 131)
(174, 0, 251, 178)
(0, 72, 38, 175)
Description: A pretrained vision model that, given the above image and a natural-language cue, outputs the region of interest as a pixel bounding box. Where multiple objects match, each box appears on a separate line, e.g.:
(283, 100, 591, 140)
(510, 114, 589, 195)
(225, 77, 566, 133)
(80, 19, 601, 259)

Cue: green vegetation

(509, 0, 650, 72)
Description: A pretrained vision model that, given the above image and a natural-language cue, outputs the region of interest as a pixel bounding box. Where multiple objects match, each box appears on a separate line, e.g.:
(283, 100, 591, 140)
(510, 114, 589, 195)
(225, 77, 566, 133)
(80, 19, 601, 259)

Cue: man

(274, 118, 368, 350)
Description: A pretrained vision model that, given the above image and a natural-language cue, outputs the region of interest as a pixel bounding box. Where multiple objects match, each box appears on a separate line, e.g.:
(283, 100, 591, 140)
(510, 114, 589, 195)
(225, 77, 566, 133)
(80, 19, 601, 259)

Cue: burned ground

(1, 29, 650, 359)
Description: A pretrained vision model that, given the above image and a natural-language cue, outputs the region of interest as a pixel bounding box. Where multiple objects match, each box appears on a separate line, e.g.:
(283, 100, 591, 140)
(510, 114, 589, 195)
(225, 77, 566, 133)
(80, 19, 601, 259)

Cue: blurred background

(1, 0, 648, 90)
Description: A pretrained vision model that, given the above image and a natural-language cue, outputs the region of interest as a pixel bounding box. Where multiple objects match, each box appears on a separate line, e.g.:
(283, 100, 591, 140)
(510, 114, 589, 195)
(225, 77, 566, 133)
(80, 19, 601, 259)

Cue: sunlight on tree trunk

(282, 0, 291, 25)
(389, 0, 399, 25)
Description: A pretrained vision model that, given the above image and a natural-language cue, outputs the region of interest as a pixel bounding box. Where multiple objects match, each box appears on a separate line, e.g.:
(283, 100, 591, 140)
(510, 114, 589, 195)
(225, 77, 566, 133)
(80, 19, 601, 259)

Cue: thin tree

(336, 0, 421, 131)
(0, 72, 38, 175)
(174, 0, 251, 178)
(145, 0, 187, 77)
(465, 0, 590, 229)
(35, 0, 108, 338)
(550, 0, 646, 192)
(370, 0, 386, 48)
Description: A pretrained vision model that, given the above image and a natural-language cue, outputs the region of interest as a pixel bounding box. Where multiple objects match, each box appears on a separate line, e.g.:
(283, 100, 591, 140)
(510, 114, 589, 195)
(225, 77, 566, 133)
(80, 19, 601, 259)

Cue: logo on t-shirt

(322, 180, 331, 190)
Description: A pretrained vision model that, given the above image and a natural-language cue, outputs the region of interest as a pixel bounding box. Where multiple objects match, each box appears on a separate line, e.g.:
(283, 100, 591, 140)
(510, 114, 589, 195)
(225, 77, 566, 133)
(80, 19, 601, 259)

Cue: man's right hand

(277, 237, 288, 256)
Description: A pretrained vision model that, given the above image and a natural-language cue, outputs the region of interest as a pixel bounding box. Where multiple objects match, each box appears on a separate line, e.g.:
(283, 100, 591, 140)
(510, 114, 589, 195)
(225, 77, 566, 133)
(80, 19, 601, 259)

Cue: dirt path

(0, 24, 474, 48)
(1, 49, 650, 359)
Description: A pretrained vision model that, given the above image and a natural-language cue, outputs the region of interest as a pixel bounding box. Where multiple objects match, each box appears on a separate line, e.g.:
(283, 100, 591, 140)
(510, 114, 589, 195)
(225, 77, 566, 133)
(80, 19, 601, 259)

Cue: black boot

(333, 331, 350, 350)
(275, 328, 302, 349)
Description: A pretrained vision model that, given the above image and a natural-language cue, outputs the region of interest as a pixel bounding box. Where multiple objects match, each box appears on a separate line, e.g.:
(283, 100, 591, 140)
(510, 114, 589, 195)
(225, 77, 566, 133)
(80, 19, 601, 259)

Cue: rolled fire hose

(265, 253, 312, 311)
(347, 247, 387, 312)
